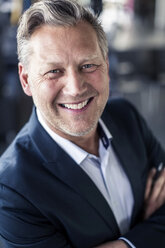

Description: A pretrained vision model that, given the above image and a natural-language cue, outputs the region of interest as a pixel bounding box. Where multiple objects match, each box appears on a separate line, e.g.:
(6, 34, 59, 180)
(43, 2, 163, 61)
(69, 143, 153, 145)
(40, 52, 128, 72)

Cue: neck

(72, 130, 99, 157)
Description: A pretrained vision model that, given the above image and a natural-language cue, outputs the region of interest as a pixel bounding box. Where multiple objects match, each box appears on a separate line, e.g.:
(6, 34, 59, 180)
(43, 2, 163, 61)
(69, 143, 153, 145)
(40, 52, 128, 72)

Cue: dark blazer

(0, 98, 165, 248)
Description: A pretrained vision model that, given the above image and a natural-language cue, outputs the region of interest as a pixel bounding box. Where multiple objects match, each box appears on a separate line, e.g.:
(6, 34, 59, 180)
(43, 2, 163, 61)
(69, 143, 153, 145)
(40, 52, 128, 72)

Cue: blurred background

(0, 0, 165, 156)
(0, 0, 165, 246)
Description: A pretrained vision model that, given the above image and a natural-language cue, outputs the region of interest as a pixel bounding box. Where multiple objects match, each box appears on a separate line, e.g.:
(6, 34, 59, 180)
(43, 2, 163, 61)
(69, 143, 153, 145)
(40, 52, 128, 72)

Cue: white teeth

(62, 100, 88, 110)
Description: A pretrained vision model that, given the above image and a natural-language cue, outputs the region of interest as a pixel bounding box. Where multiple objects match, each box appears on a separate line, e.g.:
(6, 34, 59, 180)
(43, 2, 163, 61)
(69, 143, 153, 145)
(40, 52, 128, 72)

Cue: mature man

(0, 0, 165, 248)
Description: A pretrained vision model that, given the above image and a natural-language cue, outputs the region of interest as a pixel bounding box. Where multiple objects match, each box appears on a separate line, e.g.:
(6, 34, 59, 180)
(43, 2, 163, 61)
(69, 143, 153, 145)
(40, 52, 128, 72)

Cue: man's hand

(94, 240, 128, 248)
(143, 167, 165, 219)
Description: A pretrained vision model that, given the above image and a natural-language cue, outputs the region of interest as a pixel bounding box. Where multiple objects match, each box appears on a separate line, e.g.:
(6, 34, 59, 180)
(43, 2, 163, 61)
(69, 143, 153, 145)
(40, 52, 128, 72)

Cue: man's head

(18, 0, 110, 143)
(17, 0, 108, 68)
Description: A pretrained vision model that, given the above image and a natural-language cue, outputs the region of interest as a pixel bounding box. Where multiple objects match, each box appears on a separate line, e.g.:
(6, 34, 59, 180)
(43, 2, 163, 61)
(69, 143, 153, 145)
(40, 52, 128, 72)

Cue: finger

(144, 168, 156, 200)
(149, 168, 165, 203)
(143, 168, 165, 220)
(155, 168, 165, 201)
(145, 176, 165, 219)
(157, 181, 165, 206)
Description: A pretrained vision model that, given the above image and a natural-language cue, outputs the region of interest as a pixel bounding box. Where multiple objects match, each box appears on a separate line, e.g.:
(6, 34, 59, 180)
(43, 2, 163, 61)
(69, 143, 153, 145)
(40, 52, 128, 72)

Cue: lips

(59, 98, 93, 110)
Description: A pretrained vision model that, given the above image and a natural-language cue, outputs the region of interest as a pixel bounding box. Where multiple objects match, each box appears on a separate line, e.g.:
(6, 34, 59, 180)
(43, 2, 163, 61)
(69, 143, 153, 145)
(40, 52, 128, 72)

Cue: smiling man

(0, 1, 165, 248)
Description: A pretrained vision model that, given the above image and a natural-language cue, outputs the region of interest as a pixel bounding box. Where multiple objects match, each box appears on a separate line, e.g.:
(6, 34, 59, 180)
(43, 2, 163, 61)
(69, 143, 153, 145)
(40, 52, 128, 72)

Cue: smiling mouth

(59, 97, 93, 110)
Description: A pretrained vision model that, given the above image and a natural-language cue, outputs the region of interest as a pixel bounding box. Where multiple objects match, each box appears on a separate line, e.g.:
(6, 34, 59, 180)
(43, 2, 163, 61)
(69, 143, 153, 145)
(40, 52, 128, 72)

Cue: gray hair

(17, 0, 108, 67)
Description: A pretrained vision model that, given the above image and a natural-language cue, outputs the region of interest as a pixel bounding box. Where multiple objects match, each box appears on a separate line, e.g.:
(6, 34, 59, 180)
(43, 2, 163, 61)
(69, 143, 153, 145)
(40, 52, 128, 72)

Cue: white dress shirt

(37, 109, 136, 248)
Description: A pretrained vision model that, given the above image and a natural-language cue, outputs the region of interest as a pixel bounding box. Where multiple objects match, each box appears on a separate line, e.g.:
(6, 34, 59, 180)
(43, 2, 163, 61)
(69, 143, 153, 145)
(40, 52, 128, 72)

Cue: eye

(44, 69, 63, 79)
(49, 69, 61, 74)
(81, 64, 98, 73)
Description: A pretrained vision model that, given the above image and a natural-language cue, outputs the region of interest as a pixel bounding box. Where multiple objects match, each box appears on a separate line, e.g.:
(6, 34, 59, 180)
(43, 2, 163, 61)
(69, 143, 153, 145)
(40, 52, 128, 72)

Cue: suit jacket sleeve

(121, 100, 165, 248)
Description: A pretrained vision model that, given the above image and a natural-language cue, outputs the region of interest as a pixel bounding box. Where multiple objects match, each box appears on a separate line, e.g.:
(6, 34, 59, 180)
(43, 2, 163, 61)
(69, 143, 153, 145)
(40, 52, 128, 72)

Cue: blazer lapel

(102, 106, 144, 225)
(111, 132, 144, 224)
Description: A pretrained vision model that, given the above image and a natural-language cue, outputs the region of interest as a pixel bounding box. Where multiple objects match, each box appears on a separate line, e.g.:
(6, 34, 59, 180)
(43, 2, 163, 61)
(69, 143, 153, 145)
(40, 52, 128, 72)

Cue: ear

(18, 63, 32, 96)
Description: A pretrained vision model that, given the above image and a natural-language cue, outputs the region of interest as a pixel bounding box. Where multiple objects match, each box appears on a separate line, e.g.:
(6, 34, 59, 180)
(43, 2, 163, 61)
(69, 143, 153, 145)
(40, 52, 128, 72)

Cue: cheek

(87, 72, 109, 93)
(28, 69, 61, 104)
(38, 80, 61, 102)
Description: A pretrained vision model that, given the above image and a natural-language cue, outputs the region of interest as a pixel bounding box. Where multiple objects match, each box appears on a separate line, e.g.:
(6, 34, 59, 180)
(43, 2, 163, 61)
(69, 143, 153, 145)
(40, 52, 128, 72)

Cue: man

(0, 0, 165, 247)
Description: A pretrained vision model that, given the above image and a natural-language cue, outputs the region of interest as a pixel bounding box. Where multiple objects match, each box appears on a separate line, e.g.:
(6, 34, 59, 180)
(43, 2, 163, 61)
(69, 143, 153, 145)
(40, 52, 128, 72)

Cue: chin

(63, 123, 97, 138)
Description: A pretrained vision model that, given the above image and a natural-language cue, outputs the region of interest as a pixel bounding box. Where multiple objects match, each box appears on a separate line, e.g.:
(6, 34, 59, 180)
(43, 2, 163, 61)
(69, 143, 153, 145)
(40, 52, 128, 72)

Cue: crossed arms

(95, 166, 165, 248)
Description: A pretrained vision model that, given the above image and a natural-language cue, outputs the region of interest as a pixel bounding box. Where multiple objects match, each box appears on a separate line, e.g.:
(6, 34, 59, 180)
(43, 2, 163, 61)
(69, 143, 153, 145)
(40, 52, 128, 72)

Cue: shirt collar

(36, 108, 112, 165)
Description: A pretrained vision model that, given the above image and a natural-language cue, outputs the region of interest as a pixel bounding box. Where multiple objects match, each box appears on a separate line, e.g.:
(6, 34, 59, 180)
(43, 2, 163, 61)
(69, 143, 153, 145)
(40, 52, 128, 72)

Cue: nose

(62, 68, 86, 96)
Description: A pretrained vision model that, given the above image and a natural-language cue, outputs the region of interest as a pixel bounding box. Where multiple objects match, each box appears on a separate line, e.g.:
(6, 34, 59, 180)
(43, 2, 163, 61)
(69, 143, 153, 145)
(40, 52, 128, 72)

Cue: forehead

(29, 22, 102, 63)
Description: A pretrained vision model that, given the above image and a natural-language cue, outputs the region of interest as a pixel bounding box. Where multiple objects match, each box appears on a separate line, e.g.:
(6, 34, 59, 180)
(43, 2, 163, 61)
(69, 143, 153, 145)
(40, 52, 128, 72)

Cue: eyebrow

(45, 62, 63, 67)
(80, 55, 101, 64)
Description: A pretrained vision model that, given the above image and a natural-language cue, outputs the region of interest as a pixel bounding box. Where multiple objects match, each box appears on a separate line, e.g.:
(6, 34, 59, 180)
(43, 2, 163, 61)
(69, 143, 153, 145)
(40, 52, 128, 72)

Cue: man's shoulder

(1, 123, 30, 158)
(0, 122, 40, 186)
(102, 97, 146, 139)
(106, 97, 134, 111)
(103, 97, 137, 120)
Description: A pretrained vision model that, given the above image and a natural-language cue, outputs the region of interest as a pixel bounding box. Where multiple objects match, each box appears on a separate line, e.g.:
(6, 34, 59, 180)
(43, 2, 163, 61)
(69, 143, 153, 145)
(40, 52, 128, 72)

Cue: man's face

(19, 22, 110, 141)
